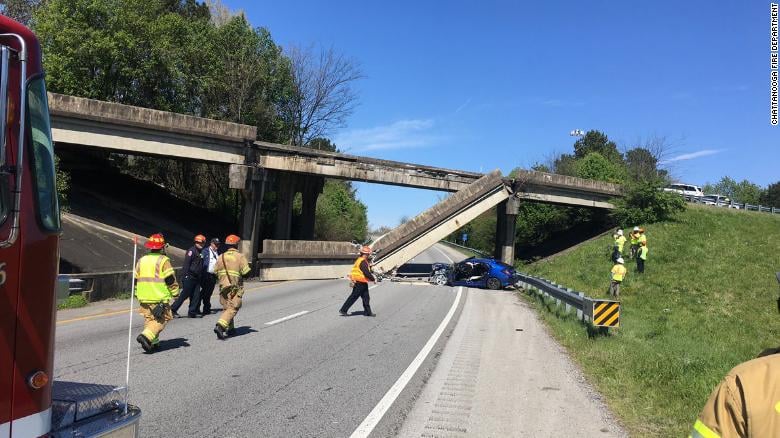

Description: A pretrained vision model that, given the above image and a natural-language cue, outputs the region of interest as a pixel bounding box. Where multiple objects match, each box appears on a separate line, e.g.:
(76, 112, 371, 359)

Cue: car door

(465, 263, 489, 288)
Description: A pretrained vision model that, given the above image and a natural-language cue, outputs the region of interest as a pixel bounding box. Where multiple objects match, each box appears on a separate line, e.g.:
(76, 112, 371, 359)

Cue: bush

(57, 294, 88, 309)
(610, 179, 685, 226)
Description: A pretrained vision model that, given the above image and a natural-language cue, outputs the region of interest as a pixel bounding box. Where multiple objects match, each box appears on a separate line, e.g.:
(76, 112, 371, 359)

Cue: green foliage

(552, 153, 578, 176)
(625, 147, 661, 181)
(54, 155, 70, 211)
(573, 130, 623, 163)
(702, 176, 762, 204)
(575, 152, 627, 184)
(524, 206, 780, 436)
(57, 294, 88, 309)
(760, 181, 780, 207)
(0, 0, 44, 25)
(610, 179, 685, 226)
(314, 180, 367, 241)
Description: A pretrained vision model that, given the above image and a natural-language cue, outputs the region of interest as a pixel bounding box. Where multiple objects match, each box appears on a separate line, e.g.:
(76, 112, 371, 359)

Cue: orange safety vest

(350, 257, 369, 283)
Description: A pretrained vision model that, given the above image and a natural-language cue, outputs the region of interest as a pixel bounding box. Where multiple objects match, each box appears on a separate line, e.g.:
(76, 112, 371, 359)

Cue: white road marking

(264, 310, 309, 326)
(349, 286, 463, 438)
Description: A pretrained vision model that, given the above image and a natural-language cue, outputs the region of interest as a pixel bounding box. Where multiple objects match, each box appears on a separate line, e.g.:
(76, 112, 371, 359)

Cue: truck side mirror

(0, 45, 9, 168)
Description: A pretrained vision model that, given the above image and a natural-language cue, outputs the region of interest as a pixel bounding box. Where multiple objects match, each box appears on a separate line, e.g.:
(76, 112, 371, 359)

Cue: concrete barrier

(258, 240, 358, 281)
(62, 267, 185, 302)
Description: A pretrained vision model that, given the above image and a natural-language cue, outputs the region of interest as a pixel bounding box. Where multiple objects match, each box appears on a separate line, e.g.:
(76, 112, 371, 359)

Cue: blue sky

(227, 1, 779, 228)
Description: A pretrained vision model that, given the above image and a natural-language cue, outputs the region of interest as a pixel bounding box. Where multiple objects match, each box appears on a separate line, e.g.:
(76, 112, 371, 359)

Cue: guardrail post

(564, 288, 573, 314)
(576, 292, 584, 320)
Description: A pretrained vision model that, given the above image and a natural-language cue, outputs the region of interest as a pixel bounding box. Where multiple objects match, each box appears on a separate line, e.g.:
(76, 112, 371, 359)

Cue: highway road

(55, 243, 469, 438)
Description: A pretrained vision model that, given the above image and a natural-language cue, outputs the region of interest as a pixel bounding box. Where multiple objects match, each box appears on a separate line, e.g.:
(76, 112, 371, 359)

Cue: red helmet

(145, 233, 166, 250)
(225, 234, 240, 245)
(359, 245, 372, 255)
(194, 234, 206, 243)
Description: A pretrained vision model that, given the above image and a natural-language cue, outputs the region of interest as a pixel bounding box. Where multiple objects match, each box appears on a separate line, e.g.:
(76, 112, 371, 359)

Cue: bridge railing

(678, 194, 780, 215)
(515, 273, 620, 328)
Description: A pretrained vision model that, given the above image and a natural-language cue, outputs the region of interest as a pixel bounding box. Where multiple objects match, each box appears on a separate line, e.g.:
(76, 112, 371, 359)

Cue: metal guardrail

(515, 272, 620, 328)
(679, 195, 780, 214)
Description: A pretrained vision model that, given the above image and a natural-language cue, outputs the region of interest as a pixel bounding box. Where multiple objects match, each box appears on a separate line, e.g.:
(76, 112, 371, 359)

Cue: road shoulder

(397, 288, 626, 437)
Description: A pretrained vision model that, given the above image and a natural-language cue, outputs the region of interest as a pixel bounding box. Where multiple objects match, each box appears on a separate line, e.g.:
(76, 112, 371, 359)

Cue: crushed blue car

(429, 257, 519, 290)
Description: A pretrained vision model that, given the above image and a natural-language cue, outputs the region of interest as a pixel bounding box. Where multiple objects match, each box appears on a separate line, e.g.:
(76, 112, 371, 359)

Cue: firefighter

(612, 229, 626, 262)
(689, 274, 780, 437)
(213, 234, 251, 339)
(171, 234, 206, 318)
(636, 240, 648, 274)
(608, 257, 626, 298)
(629, 226, 641, 258)
(339, 246, 377, 317)
(135, 233, 179, 352)
(638, 227, 647, 247)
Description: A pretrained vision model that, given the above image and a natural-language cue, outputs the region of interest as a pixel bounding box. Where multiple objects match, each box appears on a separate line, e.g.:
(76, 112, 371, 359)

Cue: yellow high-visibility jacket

(134, 253, 179, 303)
(610, 264, 626, 282)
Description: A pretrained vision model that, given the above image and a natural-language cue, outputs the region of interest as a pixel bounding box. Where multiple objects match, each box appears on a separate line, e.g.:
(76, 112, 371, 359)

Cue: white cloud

(335, 119, 438, 152)
(660, 149, 723, 164)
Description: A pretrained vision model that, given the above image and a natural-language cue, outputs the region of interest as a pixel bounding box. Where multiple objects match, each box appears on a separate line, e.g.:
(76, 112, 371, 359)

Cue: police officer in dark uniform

(171, 234, 206, 318)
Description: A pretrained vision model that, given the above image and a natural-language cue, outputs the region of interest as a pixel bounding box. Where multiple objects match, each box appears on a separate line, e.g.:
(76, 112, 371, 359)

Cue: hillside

(523, 205, 780, 437)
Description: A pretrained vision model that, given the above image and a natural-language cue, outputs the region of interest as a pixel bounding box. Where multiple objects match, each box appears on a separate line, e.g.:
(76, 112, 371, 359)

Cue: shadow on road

(154, 338, 190, 352)
(230, 326, 258, 338)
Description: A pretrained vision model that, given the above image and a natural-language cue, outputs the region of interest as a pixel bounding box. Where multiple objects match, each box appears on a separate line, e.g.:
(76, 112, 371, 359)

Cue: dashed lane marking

(264, 310, 309, 326)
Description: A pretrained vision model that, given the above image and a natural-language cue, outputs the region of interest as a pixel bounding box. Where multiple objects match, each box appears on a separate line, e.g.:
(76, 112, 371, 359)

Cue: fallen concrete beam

(372, 170, 510, 273)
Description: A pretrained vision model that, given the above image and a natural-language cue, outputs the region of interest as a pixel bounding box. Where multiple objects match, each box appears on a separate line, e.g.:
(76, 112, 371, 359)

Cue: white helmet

(616, 257, 624, 264)
(616, 229, 624, 236)
(633, 226, 640, 231)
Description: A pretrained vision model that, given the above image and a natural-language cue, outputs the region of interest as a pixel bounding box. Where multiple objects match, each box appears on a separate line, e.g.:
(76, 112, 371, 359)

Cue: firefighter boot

(136, 334, 153, 353)
(214, 323, 227, 340)
(227, 320, 236, 337)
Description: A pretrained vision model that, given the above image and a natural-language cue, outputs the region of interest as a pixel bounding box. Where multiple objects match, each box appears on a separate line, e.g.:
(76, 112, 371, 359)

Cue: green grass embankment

(522, 205, 780, 437)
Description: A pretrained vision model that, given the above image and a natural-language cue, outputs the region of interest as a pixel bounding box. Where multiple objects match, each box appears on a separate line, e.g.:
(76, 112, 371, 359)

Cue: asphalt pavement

(54, 243, 625, 437)
(54, 244, 468, 438)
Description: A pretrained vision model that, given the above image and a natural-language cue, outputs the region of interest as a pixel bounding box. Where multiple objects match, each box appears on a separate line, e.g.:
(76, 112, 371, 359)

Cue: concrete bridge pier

(274, 171, 296, 240)
(494, 197, 520, 265)
(232, 151, 268, 270)
(296, 175, 325, 240)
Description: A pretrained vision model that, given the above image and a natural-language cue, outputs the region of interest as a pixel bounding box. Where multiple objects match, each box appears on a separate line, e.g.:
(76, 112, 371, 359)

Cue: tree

(315, 180, 367, 241)
(610, 178, 686, 226)
(573, 130, 623, 163)
(703, 176, 762, 204)
(279, 45, 362, 146)
(0, 0, 44, 25)
(552, 153, 578, 176)
(575, 152, 627, 184)
(625, 147, 659, 181)
(760, 181, 780, 207)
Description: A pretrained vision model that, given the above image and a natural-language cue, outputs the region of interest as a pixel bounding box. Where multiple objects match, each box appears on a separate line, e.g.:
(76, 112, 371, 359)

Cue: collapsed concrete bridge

(49, 92, 621, 280)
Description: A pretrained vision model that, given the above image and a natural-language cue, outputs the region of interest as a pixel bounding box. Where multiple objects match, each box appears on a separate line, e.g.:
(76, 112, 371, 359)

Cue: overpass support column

(494, 197, 520, 265)
(298, 175, 325, 240)
(231, 159, 267, 271)
(274, 171, 295, 240)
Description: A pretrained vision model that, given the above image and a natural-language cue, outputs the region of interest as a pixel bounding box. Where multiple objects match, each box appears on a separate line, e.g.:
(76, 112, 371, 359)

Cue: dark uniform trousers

(199, 273, 217, 314)
(340, 281, 372, 315)
(171, 274, 201, 316)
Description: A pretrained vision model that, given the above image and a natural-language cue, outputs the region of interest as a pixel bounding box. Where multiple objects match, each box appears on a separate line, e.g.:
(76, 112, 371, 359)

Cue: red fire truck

(0, 15, 141, 437)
